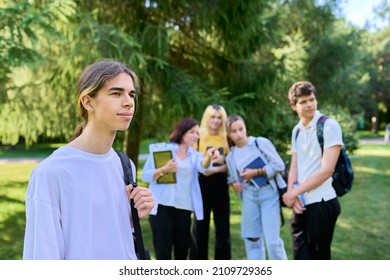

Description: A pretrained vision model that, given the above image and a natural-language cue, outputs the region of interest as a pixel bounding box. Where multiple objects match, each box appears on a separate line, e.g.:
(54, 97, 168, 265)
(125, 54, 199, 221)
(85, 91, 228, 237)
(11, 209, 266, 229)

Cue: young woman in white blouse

(141, 117, 219, 260)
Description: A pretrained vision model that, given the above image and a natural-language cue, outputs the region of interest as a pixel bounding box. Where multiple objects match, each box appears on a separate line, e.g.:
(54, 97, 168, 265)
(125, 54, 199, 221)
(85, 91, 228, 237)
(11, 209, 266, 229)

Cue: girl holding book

(225, 115, 287, 260)
(141, 117, 220, 260)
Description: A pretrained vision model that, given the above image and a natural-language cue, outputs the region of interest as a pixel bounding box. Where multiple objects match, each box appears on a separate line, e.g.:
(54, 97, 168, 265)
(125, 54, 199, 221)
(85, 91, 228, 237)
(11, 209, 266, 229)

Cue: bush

(320, 105, 359, 153)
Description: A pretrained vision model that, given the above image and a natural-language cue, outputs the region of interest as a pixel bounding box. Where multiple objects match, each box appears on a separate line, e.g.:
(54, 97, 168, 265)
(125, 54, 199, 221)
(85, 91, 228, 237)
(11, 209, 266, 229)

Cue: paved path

(0, 138, 387, 164)
(359, 137, 388, 144)
(0, 158, 46, 164)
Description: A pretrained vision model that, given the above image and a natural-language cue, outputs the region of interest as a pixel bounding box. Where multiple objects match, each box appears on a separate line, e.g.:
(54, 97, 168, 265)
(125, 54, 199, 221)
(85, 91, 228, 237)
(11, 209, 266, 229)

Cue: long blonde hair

(199, 104, 228, 147)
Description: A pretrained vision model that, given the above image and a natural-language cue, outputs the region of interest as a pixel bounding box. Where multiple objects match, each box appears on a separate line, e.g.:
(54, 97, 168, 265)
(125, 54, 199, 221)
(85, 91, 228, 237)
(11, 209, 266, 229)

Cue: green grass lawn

(1, 143, 389, 260)
(0, 143, 62, 158)
(357, 130, 385, 139)
(0, 140, 156, 159)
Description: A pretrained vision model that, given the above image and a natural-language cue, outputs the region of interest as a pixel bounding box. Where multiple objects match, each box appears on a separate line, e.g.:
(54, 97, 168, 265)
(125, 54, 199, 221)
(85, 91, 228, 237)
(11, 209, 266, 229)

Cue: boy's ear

(290, 104, 296, 111)
(80, 95, 94, 112)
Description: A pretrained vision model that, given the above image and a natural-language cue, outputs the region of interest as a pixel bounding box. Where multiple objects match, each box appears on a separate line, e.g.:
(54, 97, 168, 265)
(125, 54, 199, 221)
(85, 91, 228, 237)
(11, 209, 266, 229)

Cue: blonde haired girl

(191, 104, 231, 260)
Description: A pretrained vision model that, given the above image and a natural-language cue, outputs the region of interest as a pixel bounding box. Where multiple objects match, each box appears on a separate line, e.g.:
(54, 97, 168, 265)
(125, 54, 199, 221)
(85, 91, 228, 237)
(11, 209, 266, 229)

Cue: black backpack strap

(116, 151, 136, 186)
(316, 115, 328, 155)
(295, 128, 300, 142)
(295, 115, 327, 153)
(115, 151, 148, 260)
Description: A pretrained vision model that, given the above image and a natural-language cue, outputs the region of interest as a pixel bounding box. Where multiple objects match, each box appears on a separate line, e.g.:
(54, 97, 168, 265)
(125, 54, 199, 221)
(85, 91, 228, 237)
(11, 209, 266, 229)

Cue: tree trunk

(124, 82, 144, 174)
(124, 121, 141, 171)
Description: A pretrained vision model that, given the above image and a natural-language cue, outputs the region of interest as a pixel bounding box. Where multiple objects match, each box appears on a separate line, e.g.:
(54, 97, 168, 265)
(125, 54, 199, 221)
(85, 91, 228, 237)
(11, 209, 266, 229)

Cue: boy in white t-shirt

(282, 81, 342, 260)
(23, 60, 154, 260)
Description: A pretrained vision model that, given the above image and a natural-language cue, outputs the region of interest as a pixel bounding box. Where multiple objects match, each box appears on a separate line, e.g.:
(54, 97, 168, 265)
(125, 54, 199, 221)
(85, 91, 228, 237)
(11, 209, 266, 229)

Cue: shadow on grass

(331, 153, 390, 260)
(0, 181, 27, 260)
(0, 210, 25, 260)
(0, 195, 24, 205)
(0, 181, 26, 205)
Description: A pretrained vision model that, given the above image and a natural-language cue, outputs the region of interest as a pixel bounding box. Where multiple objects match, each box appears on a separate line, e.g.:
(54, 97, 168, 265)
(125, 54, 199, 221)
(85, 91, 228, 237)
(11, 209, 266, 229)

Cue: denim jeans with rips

(241, 183, 287, 260)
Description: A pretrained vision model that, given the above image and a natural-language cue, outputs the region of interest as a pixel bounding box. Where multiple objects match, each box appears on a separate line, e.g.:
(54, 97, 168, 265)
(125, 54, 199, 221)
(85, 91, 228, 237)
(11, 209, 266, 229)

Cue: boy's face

(85, 73, 136, 132)
(291, 92, 317, 121)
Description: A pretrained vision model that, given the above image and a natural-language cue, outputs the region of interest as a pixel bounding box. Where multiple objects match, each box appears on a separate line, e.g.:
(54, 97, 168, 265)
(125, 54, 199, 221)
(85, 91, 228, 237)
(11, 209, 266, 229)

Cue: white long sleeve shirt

(23, 146, 137, 260)
(141, 143, 208, 220)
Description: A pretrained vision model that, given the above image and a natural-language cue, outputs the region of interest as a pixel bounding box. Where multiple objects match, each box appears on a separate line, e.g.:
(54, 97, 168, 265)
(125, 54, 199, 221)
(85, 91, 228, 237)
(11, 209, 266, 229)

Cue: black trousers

(149, 205, 192, 260)
(190, 172, 231, 260)
(291, 198, 341, 260)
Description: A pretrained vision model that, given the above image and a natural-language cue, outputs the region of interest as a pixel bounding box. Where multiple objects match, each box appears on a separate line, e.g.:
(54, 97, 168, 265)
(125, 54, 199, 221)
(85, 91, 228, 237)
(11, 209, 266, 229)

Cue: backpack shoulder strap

(254, 137, 260, 149)
(316, 115, 328, 155)
(295, 129, 300, 141)
(254, 137, 268, 162)
(116, 150, 136, 186)
(115, 150, 148, 260)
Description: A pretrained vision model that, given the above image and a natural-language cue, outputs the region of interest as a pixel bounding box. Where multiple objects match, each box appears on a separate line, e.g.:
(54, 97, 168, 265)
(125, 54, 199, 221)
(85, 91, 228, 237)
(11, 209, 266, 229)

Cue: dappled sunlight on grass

(356, 149, 390, 156)
(336, 218, 353, 230)
(1, 142, 389, 260)
(0, 179, 28, 260)
(355, 144, 390, 157)
(0, 163, 37, 181)
(331, 142, 390, 259)
(355, 166, 390, 175)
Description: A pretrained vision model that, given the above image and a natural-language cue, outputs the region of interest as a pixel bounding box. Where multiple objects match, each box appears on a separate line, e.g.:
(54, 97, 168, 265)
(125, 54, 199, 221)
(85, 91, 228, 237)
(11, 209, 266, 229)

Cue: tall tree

(0, 0, 77, 145)
(76, 0, 283, 165)
(2, 0, 377, 157)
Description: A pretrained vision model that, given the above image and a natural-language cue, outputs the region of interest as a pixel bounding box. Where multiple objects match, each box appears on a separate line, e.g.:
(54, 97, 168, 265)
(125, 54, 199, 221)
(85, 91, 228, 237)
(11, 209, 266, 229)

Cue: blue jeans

(241, 183, 287, 260)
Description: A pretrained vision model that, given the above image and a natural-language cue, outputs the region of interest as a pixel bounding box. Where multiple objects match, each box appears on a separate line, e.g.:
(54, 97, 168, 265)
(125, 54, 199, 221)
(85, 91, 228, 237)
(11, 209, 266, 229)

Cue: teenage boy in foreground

(282, 81, 342, 259)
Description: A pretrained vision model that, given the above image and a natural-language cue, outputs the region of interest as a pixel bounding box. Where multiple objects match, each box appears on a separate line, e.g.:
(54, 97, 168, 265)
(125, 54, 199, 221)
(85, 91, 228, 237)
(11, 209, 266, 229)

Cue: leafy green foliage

(1, 0, 389, 156)
(0, 0, 149, 147)
(320, 104, 359, 153)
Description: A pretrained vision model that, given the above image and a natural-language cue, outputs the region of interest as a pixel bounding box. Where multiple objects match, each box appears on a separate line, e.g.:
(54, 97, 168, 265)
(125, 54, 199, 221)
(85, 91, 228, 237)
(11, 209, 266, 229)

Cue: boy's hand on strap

(127, 185, 155, 218)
